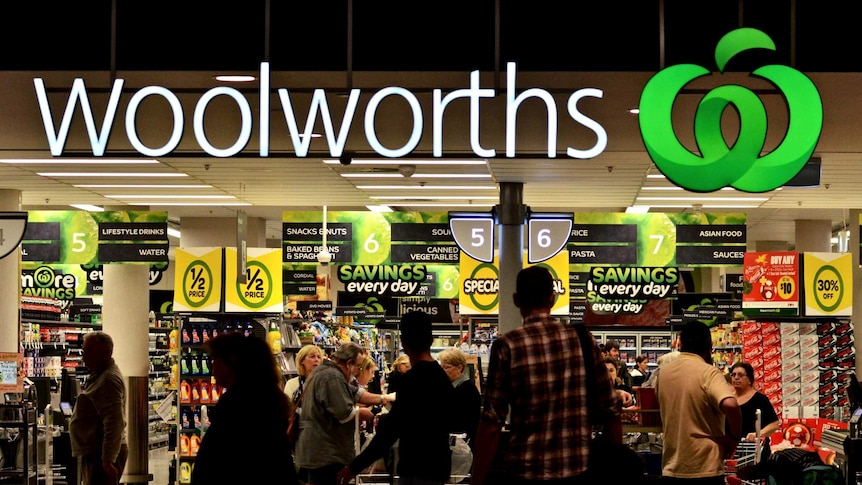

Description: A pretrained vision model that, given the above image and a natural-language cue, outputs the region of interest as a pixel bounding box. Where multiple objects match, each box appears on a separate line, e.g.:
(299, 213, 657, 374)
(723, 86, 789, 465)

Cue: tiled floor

(149, 446, 173, 485)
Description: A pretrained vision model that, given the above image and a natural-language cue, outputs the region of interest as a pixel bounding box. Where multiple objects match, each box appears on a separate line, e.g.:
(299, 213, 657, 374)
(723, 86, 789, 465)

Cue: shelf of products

(592, 330, 674, 367)
(148, 313, 176, 450)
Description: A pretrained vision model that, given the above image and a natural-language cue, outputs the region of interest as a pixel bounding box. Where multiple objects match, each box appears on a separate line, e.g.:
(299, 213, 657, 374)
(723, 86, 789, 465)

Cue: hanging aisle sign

(802, 252, 852, 317)
(173, 247, 223, 312)
(225, 248, 283, 313)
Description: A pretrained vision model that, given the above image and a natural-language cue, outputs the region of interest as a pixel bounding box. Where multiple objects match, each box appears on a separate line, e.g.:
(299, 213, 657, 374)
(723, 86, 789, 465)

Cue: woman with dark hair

(191, 332, 298, 485)
(729, 362, 781, 446)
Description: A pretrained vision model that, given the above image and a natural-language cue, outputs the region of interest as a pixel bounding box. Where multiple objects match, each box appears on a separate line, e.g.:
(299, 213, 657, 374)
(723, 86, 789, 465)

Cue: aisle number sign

(173, 247, 223, 312)
(742, 251, 800, 316)
(459, 250, 568, 315)
(803, 252, 852, 317)
(225, 248, 283, 313)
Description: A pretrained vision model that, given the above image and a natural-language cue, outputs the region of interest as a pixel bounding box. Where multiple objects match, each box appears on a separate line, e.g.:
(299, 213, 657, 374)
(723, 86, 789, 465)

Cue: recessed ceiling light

(325, 159, 487, 165)
(394, 203, 495, 208)
(298, 133, 322, 138)
(646, 174, 666, 179)
(2, 159, 159, 165)
(366, 205, 393, 212)
(69, 204, 104, 212)
(625, 206, 650, 213)
(214, 75, 256, 82)
(38, 172, 188, 177)
(130, 202, 252, 206)
(356, 185, 496, 190)
(341, 173, 492, 179)
(636, 197, 768, 202)
(104, 195, 235, 199)
(371, 196, 498, 200)
(628, 108, 640, 114)
(75, 184, 212, 188)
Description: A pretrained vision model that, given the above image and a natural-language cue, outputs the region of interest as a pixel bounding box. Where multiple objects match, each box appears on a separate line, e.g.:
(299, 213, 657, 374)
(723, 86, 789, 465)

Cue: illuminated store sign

(34, 63, 607, 160)
(639, 28, 823, 193)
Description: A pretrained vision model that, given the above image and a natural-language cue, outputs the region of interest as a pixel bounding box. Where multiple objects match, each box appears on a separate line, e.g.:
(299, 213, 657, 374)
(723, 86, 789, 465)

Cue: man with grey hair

(295, 342, 392, 485)
(70, 331, 127, 485)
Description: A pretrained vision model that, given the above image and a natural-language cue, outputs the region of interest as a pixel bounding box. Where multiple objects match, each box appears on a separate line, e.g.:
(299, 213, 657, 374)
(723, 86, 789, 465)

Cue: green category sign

(23, 211, 168, 264)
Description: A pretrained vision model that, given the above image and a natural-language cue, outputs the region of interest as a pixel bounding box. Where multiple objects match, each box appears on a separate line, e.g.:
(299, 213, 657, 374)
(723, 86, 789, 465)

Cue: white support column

(0, 190, 21, 352)
(795, 219, 832, 252)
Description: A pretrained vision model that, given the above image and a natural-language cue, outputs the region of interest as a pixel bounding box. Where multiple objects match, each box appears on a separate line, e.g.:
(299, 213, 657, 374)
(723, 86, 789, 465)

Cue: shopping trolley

(356, 474, 471, 485)
(725, 409, 766, 485)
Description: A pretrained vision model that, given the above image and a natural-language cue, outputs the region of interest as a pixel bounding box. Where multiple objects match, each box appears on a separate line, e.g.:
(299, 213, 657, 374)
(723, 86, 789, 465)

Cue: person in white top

(284, 344, 323, 408)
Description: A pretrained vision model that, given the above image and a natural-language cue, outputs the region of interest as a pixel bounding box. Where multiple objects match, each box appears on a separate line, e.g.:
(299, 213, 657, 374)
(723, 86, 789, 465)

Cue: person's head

(331, 342, 365, 379)
(357, 355, 378, 387)
(400, 310, 433, 354)
(680, 321, 713, 361)
(604, 339, 620, 360)
(207, 333, 281, 390)
(438, 348, 467, 383)
(296, 344, 323, 377)
(82, 331, 114, 373)
(513, 266, 555, 316)
(604, 356, 620, 384)
(390, 354, 411, 374)
(730, 362, 755, 392)
(635, 355, 649, 372)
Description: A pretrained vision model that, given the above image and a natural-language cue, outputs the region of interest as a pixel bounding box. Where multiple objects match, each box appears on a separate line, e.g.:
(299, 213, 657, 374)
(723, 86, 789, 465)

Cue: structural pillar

(0, 190, 21, 353)
(179, 216, 267, 247)
(851, 210, 862, 372)
(795, 219, 832, 252)
(750, 240, 790, 252)
(497, 183, 525, 335)
(102, 264, 151, 484)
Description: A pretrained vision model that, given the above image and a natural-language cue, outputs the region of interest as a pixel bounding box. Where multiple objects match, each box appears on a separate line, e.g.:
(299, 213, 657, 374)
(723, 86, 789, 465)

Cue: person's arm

(357, 389, 390, 406)
(470, 420, 502, 485)
(719, 395, 742, 458)
(94, 372, 125, 465)
(470, 339, 510, 485)
(345, 402, 401, 476)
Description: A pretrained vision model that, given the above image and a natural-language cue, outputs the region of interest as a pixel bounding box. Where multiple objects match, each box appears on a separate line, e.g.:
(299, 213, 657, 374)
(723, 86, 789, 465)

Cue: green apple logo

(639, 28, 823, 192)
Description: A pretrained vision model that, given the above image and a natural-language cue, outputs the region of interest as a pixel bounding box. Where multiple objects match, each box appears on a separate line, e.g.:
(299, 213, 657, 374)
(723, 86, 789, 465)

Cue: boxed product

(780, 322, 799, 336)
(797, 323, 817, 335)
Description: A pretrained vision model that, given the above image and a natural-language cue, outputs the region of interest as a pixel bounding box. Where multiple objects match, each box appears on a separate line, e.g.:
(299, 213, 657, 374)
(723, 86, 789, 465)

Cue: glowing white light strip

(215, 75, 256, 82)
(131, 202, 252, 206)
(38, 172, 188, 177)
(395, 203, 495, 207)
(167, 227, 181, 238)
(372, 196, 498, 200)
(341, 173, 491, 179)
(70, 204, 104, 212)
(324, 159, 487, 165)
(75, 184, 212, 188)
(366, 205, 394, 212)
(105, 195, 235, 199)
(637, 197, 768, 202)
(2, 159, 158, 165)
(356, 185, 496, 190)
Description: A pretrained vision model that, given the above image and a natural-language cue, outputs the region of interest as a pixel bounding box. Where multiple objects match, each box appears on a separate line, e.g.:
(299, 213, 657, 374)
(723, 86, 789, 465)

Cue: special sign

(225, 248, 283, 313)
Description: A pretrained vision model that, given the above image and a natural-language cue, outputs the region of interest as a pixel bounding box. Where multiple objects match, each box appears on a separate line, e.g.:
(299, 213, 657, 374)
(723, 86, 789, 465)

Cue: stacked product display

(741, 320, 855, 422)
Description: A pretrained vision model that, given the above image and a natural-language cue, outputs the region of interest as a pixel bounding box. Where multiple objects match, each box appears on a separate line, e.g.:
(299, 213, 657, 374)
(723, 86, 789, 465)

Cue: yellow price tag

(776, 275, 795, 300)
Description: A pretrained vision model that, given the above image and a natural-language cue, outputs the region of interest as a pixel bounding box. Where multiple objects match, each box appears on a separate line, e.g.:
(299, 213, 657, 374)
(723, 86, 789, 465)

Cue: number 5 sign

(449, 211, 572, 264)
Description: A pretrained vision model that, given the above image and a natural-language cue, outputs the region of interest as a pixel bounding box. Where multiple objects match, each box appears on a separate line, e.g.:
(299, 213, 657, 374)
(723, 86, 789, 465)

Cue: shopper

(729, 362, 780, 457)
(655, 321, 742, 484)
(336, 310, 455, 485)
(191, 332, 298, 485)
(386, 353, 411, 395)
(605, 356, 635, 400)
(438, 347, 481, 445)
(604, 339, 634, 388)
(70, 332, 127, 485)
(295, 342, 392, 485)
(630, 355, 650, 387)
(471, 266, 622, 485)
(284, 344, 323, 409)
(642, 350, 681, 388)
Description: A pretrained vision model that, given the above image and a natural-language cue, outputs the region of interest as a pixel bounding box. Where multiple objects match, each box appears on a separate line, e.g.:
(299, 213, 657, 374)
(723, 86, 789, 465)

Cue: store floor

(149, 446, 172, 484)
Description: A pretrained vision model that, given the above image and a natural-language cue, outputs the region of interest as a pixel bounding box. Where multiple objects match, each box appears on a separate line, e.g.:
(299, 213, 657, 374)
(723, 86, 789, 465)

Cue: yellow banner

(173, 247, 223, 312)
(225, 248, 284, 313)
(459, 250, 569, 315)
(803, 252, 852, 316)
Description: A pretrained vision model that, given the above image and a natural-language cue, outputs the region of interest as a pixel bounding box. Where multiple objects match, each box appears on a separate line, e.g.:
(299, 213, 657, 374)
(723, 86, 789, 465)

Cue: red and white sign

(743, 251, 800, 316)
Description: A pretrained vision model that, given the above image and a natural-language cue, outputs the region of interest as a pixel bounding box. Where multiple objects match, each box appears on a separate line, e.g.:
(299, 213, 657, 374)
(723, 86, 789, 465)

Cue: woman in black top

(730, 362, 781, 442)
(438, 348, 481, 444)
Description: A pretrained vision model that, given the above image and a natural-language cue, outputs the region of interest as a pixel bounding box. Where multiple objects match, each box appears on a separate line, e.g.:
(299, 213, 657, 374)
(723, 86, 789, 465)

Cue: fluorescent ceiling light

(372, 195, 498, 200)
(628, 108, 640, 114)
(637, 197, 768, 202)
(75, 184, 212, 189)
(341, 173, 491, 179)
(395, 203, 495, 208)
(167, 227, 181, 238)
(366, 205, 393, 212)
(215, 75, 256, 82)
(646, 174, 666, 179)
(648, 204, 761, 209)
(298, 133, 322, 138)
(356, 185, 496, 190)
(2, 159, 158, 165)
(325, 159, 487, 165)
(132, 202, 252, 206)
(625, 206, 650, 213)
(69, 204, 104, 212)
(105, 195, 235, 199)
(38, 172, 188, 177)
(639, 187, 684, 191)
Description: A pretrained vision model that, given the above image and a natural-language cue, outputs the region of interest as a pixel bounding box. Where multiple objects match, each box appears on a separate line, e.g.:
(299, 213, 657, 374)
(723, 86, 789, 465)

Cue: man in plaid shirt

(472, 266, 621, 484)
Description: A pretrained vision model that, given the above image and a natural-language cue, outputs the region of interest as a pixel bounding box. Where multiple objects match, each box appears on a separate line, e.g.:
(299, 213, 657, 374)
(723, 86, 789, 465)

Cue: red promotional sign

(742, 251, 800, 316)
